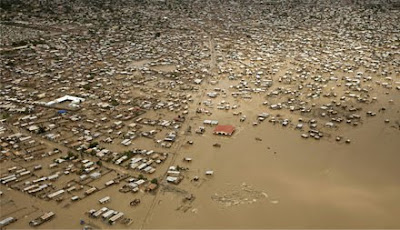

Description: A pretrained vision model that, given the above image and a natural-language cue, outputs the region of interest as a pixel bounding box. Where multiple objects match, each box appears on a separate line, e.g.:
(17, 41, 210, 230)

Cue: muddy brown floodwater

(144, 112, 400, 229)
(1, 1, 400, 229)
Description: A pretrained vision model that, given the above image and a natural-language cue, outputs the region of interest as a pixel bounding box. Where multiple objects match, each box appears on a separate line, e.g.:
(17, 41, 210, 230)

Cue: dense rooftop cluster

(0, 0, 399, 228)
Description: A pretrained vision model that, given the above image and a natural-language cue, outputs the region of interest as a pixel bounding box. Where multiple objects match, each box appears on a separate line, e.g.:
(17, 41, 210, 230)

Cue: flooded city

(0, 0, 399, 229)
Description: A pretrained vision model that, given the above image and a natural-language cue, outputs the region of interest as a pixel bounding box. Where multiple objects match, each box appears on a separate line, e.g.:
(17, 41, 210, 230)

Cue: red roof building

(213, 125, 235, 136)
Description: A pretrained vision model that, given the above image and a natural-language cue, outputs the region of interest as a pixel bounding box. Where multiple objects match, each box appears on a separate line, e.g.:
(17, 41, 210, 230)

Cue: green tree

(38, 126, 46, 134)
(110, 99, 119, 106)
(67, 151, 75, 158)
(1, 113, 10, 119)
(89, 142, 99, 148)
(83, 84, 91, 90)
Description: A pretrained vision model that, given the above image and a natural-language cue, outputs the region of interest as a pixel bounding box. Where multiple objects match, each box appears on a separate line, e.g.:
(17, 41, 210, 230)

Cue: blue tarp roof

(58, 110, 67, 114)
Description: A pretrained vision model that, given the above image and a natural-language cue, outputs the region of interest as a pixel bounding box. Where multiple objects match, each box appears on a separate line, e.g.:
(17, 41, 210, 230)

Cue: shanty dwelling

(145, 183, 158, 192)
(213, 125, 235, 136)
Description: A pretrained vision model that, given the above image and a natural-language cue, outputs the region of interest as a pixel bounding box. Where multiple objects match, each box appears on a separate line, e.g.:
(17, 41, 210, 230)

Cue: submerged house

(213, 125, 235, 136)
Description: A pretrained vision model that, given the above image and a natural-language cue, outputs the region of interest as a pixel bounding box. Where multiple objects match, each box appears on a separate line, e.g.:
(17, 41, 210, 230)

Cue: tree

(38, 126, 46, 134)
(96, 160, 102, 167)
(124, 150, 134, 158)
(89, 142, 99, 148)
(151, 178, 158, 184)
(67, 151, 77, 159)
(110, 99, 119, 106)
(83, 84, 91, 90)
(1, 113, 10, 119)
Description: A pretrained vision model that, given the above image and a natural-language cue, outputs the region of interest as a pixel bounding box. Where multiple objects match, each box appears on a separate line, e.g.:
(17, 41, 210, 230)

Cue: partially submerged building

(213, 125, 235, 136)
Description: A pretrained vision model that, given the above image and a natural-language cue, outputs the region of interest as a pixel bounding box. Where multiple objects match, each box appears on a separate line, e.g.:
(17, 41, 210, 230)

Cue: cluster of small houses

(88, 206, 129, 226)
(1, 88, 191, 163)
(0, 167, 33, 186)
(0, 211, 55, 228)
(0, 151, 172, 226)
(1, 143, 176, 199)
(166, 165, 214, 185)
(1, 157, 105, 203)
(166, 166, 183, 184)
(0, 0, 399, 228)
(0, 130, 62, 161)
(84, 147, 170, 175)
